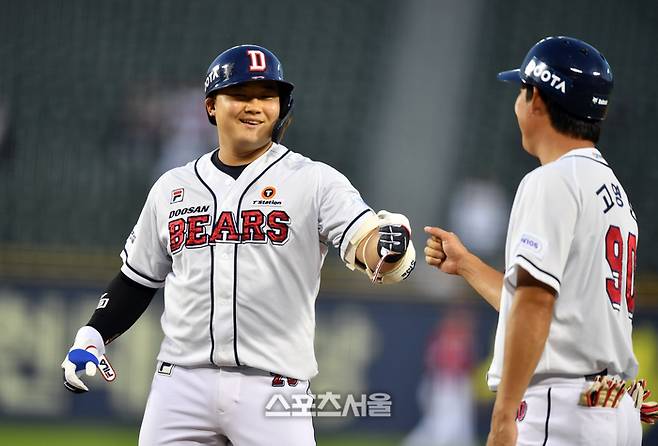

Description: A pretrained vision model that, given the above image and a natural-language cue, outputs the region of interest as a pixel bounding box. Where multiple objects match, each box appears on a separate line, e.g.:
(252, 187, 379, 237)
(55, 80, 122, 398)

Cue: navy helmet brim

(497, 69, 521, 83)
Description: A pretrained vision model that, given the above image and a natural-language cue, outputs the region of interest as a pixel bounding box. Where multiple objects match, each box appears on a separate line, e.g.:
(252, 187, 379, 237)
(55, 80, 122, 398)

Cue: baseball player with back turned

(425, 36, 657, 445)
(61, 44, 416, 446)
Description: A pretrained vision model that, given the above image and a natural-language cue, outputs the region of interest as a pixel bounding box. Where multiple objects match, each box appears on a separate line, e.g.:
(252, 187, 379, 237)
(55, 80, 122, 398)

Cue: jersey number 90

(605, 225, 637, 318)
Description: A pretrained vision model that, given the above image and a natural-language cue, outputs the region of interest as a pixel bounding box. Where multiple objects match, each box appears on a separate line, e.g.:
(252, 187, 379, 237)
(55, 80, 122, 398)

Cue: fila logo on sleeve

(247, 50, 267, 71)
(171, 188, 184, 204)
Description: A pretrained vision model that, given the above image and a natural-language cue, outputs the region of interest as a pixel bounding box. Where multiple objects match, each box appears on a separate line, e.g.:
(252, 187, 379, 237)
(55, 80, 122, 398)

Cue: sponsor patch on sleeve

(517, 233, 546, 258)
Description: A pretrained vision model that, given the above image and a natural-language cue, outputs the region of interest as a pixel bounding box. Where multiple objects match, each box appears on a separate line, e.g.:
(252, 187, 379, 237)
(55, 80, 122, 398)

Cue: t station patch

(261, 186, 277, 200)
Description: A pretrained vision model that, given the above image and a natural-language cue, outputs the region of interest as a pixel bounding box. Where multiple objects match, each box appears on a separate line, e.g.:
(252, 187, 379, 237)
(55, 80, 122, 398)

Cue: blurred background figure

(151, 84, 216, 179)
(417, 177, 509, 298)
(446, 179, 508, 265)
(403, 309, 477, 446)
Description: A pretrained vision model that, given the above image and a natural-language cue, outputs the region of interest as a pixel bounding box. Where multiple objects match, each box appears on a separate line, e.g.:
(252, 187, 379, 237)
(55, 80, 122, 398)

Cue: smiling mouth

(240, 118, 263, 126)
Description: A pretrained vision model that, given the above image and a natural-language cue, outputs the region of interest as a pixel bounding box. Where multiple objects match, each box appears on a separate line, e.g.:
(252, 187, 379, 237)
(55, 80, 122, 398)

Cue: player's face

(514, 87, 534, 155)
(211, 81, 280, 155)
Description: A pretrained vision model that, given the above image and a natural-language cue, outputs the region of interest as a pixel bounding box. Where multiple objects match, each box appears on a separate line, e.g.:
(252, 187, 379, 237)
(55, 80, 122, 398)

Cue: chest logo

(171, 188, 184, 204)
(254, 186, 282, 206)
(168, 209, 291, 254)
(261, 186, 276, 199)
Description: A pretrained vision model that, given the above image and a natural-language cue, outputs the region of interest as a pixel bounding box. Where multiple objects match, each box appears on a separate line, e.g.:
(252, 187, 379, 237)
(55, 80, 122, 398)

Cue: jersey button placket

(217, 245, 233, 299)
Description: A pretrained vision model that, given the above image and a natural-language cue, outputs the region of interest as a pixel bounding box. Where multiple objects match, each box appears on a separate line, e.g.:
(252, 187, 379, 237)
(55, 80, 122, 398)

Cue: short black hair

(522, 83, 601, 144)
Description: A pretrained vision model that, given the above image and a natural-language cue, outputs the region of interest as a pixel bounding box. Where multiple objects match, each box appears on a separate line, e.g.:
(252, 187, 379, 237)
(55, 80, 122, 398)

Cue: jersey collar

(558, 147, 608, 165)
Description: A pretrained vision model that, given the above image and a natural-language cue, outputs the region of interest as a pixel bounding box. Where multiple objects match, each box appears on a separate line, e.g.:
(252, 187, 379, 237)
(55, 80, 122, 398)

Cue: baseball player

(425, 36, 656, 445)
(61, 44, 416, 446)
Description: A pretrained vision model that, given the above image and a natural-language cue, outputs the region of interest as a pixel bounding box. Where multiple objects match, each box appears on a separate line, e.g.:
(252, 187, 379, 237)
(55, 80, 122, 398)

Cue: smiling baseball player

(61, 44, 415, 445)
(425, 36, 655, 445)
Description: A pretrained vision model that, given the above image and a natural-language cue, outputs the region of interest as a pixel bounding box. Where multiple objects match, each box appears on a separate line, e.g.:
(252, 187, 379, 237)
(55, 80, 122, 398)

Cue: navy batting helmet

(497, 36, 613, 121)
(204, 44, 294, 142)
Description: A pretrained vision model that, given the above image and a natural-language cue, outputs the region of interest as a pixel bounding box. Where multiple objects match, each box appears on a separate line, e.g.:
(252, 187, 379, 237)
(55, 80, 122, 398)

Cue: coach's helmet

(497, 36, 613, 121)
(204, 44, 294, 142)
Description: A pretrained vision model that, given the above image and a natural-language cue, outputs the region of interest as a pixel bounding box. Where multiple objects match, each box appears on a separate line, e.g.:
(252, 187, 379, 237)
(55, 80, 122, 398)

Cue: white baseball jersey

(120, 143, 373, 380)
(488, 148, 639, 390)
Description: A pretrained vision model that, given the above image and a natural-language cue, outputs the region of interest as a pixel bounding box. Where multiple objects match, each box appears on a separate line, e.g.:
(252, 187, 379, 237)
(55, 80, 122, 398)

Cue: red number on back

(605, 225, 637, 318)
(605, 226, 623, 310)
(626, 233, 637, 315)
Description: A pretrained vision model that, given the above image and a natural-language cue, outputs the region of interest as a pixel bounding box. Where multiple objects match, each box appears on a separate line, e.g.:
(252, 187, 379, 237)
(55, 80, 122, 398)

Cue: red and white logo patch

(247, 50, 267, 72)
(171, 188, 184, 204)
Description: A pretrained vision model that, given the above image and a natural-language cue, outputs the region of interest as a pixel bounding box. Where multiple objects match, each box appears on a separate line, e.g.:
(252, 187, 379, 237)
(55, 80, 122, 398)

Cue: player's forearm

(356, 228, 396, 273)
(87, 272, 157, 344)
(493, 284, 554, 419)
(458, 253, 503, 311)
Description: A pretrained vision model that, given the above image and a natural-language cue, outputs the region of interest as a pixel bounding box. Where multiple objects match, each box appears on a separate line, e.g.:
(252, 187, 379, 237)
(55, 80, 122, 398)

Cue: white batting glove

(61, 326, 105, 393)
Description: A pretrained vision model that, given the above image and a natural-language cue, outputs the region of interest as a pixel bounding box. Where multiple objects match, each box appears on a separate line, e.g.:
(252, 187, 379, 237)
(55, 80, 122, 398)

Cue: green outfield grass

(0, 424, 402, 446)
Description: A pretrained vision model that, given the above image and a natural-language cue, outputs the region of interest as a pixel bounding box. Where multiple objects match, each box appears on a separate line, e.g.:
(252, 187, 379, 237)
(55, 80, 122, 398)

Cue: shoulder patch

(517, 233, 546, 259)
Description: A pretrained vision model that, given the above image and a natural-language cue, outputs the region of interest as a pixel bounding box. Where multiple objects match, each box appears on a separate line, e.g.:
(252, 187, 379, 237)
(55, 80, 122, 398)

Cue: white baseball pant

(139, 363, 316, 446)
(516, 377, 641, 446)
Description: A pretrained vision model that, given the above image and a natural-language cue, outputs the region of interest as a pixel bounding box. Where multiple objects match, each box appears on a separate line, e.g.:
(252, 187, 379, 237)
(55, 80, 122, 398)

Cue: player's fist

(377, 211, 411, 263)
(424, 226, 469, 275)
(61, 326, 105, 393)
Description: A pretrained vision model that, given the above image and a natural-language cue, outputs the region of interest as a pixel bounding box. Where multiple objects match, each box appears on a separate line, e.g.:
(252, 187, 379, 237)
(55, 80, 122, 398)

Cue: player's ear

(205, 97, 216, 116)
(531, 87, 548, 116)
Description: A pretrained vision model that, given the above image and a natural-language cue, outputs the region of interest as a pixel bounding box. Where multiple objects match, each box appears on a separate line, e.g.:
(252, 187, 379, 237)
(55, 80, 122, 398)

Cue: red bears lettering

(267, 210, 290, 245)
(186, 215, 210, 247)
(169, 210, 290, 252)
(168, 218, 185, 253)
(209, 212, 240, 243)
(241, 210, 266, 242)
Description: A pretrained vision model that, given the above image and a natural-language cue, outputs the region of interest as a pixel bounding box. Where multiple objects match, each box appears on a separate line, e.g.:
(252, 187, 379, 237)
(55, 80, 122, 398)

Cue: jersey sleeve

(316, 163, 373, 261)
(505, 169, 579, 295)
(120, 181, 171, 288)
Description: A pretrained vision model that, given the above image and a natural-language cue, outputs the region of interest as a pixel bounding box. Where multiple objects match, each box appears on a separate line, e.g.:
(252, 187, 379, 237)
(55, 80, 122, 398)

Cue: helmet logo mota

(261, 186, 277, 200)
(524, 57, 566, 94)
(205, 65, 220, 89)
(205, 63, 234, 89)
(247, 50, 267, 72)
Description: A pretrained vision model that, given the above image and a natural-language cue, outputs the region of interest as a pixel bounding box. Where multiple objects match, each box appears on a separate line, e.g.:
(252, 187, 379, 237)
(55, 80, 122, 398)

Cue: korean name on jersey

(487, 148, 639, 389)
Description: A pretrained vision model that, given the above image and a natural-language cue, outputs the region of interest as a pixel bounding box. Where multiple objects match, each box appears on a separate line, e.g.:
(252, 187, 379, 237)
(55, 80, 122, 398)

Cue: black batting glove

(378, 225, 411, 263)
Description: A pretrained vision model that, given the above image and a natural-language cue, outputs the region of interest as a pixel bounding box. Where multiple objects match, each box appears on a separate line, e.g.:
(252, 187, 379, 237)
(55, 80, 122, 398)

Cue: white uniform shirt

(120, 144, 373, 380)
(488, 148, 639, 390)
